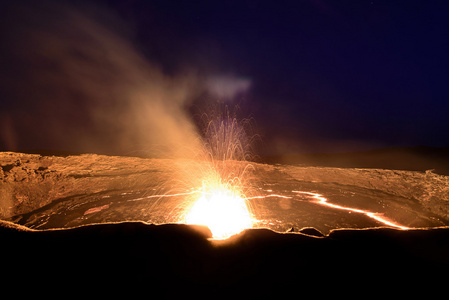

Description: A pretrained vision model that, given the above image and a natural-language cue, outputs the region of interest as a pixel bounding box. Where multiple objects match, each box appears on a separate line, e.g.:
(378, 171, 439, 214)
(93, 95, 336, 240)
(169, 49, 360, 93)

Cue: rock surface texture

(1, 152, 448, 222)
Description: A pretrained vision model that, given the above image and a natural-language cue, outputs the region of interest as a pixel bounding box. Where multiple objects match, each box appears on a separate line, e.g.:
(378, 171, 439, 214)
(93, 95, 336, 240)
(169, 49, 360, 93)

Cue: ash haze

(1, 0, 449, 157)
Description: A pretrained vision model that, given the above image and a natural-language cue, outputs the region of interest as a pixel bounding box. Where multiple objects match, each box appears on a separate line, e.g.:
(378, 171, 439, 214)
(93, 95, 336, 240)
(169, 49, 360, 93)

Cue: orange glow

(294, 191, 410, 230)
(185, 187, 254, 239)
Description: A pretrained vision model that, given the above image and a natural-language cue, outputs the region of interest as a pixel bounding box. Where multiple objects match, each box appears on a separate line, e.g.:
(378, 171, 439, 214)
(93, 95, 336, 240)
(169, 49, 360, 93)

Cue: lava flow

(294, 191, 410, 230)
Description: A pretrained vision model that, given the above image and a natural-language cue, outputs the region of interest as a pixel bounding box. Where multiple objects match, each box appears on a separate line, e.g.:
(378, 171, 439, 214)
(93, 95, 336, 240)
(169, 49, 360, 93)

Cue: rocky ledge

(2, 220, 448, 297)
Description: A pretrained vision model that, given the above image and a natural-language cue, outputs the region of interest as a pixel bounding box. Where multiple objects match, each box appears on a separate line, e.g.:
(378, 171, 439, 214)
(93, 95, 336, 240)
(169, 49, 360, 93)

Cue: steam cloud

(1, 1, 245, 157)
(205, 75, 251, 101)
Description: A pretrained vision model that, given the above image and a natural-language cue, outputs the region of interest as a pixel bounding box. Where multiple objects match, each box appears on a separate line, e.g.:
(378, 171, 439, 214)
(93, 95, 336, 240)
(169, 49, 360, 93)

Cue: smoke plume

(0, 1, 203, 157)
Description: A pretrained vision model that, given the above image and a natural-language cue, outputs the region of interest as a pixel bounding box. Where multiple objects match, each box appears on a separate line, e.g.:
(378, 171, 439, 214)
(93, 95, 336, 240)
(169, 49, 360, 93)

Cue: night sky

(1, 0, 449, 156)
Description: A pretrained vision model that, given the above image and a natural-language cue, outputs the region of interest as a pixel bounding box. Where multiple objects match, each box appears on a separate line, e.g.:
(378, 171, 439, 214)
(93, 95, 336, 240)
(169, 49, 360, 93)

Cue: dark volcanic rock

(2, 220, 448, 297)
(0, 152, 178, 218)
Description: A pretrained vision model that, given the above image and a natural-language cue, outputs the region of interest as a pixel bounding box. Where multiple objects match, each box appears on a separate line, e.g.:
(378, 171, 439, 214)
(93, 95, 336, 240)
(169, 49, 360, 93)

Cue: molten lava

(185, 187, 254, 239)
(294, 191, 410, 230)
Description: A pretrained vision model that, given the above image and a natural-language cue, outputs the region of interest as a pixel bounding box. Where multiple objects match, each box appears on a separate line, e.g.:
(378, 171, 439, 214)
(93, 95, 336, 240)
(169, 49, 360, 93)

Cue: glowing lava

(294, 191, 410, 230)
(186, 188, 254, 239)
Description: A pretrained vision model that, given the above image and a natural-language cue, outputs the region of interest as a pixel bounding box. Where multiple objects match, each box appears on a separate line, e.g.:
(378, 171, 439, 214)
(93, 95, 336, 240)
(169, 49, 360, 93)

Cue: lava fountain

(182, 107, 256, 239)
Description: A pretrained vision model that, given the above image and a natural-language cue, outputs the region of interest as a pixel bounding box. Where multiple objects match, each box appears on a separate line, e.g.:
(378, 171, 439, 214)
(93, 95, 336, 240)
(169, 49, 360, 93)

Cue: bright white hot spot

(186, 189, 254, 239)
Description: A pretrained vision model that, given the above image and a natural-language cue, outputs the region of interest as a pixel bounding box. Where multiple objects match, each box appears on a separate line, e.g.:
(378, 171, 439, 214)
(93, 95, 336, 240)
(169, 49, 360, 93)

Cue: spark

(180, 106, 256, 239)
(294, 191, 410, 230)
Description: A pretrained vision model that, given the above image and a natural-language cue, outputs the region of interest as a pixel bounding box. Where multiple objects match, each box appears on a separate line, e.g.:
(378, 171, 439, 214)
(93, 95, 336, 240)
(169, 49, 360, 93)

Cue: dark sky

(1, 0, 449, 155)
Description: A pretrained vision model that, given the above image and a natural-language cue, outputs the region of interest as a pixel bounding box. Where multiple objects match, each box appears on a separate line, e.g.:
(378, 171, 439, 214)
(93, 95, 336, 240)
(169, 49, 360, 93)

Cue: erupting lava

(186, 187, 253, 239)
(182, 107, 256, 239)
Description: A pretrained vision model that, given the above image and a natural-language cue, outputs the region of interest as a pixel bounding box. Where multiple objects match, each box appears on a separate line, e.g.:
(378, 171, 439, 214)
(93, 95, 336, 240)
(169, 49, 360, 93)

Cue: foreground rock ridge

(2, 220, 448, 296)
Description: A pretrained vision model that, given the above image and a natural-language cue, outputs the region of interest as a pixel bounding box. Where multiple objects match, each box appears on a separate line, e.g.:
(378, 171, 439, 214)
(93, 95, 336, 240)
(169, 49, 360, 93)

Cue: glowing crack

(293, 191, 410, 230)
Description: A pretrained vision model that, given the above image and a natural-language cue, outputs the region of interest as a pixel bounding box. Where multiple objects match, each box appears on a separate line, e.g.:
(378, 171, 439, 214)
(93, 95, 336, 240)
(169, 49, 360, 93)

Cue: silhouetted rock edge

(2, 220, 448, 296)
